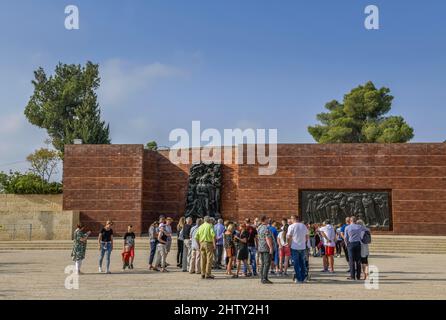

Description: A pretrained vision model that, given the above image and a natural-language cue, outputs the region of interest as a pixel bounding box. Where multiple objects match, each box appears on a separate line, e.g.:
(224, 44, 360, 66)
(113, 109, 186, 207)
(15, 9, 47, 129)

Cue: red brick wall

(63, 143, 446, 236)
(63, 145, 144, 235)
(236, 144, 446, 235)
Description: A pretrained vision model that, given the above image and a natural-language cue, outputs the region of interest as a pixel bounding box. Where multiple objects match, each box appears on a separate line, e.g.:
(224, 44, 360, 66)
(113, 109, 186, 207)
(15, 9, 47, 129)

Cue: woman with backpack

(357, 220, 370, 280)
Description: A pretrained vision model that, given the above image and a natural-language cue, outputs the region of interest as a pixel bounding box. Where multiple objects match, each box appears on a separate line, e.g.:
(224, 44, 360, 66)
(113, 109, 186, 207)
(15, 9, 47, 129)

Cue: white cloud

(99, 59, 186, 106)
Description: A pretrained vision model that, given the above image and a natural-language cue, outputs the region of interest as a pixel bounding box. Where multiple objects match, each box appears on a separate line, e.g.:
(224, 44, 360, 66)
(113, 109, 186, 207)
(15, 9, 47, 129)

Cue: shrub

(0, 171, 62, 194)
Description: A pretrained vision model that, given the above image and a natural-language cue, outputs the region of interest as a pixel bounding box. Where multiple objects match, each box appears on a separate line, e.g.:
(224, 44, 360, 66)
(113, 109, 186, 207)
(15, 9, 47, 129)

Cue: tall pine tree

(25, 61, 111, 154)
(308, 81, 414, 143)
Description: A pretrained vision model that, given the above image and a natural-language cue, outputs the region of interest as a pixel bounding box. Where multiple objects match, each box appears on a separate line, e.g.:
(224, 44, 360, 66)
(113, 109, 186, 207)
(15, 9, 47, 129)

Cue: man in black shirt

(182, 217, 194, 272)
(244, 218, 258, 276)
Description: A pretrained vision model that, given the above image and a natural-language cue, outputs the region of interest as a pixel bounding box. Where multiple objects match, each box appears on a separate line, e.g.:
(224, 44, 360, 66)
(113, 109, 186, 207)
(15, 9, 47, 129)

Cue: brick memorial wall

(63, 143, 446, 235)
(63, 145, 144, 233)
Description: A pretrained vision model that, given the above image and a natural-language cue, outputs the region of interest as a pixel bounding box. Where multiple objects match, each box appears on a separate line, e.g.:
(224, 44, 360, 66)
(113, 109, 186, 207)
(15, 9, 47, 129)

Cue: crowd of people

(71, 214, 372, 284)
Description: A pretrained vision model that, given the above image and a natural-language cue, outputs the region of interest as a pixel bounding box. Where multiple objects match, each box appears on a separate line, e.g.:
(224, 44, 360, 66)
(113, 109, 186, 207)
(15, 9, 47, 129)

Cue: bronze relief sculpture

(301, 190, 390, 228)
(185, 163, 222, 220)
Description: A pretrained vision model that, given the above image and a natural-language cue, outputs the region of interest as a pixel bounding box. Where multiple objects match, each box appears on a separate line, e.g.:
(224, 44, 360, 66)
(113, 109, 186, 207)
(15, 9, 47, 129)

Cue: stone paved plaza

(1, 249, 446, 300)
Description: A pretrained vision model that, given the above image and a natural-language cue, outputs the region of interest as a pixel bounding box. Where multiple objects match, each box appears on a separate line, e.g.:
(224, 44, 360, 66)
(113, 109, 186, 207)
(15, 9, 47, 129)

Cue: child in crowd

(122, 225, 136, 270)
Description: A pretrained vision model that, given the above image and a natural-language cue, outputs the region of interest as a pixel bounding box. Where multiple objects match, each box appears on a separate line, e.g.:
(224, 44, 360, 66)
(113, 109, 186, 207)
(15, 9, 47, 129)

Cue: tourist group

(71, 215, 371, 284)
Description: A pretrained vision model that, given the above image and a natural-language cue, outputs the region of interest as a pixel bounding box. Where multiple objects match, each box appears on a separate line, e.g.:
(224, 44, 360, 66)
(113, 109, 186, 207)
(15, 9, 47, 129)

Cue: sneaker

(264, 279, 273, 284)
(321, 269, 329, 273)
(106, 270, 111, 274)
(98, 267, 103, 273)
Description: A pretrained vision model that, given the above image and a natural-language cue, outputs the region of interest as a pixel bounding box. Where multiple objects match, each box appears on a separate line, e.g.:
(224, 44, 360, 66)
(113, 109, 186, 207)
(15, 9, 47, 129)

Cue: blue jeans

(273, 243, 279, 266)
(99, 242, 112, 271)
(243, 246, 257, 275)
(347, 241, 362, 280)
(291, 249, 306, 282)
(149, 240, 157, 265)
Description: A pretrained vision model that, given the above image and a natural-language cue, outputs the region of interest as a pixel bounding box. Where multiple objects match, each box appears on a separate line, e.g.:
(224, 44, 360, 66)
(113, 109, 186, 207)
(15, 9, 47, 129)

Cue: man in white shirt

(318, 220, 336, 273)
(287, 215, 309, 283)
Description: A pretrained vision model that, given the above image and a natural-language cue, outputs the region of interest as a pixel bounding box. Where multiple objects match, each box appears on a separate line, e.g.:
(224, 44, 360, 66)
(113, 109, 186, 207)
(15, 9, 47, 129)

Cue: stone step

(1, 235, 446, 254)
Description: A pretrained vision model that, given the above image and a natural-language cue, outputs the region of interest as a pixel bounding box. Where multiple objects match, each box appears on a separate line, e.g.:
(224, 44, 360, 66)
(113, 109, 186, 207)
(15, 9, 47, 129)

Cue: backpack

(361, 230, 372, 244)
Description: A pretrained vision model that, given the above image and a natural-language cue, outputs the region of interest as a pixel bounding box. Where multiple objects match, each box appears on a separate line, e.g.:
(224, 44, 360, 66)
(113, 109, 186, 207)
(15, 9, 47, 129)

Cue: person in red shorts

(122, 225, 136, 270)
(277, 224, 291, 276)
(318, 220, 336, 273)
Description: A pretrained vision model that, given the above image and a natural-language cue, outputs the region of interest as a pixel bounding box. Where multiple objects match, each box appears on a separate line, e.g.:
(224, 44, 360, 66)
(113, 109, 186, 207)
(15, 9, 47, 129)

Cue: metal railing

(0, 224, 33, 241)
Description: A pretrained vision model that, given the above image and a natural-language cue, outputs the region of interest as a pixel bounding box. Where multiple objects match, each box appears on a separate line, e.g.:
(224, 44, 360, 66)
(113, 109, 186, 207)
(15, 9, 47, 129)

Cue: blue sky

(0, 0, 445, 172)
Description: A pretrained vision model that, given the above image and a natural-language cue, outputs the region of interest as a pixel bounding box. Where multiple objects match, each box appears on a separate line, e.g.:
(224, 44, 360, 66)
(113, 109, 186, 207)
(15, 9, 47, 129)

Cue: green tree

(308, 81, 414, 143)
(26, 148, 61, 183)
(24, 62, 111, 154)
(146, 141, 158, 151)
(0, 171, 62, 194)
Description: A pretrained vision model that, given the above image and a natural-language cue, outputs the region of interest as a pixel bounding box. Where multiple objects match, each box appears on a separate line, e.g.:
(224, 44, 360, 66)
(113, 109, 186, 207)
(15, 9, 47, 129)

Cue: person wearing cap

(195, 216, 216, 279)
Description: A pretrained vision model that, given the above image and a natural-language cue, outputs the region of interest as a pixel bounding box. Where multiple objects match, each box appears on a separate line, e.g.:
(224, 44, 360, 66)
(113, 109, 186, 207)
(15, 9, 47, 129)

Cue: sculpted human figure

(196, 178, 210, 216)
(306, 195, 315, 222)
(362, 193, 377, 226)
(211, 166, 222, 217)
(339, 194, 350, 217)
(185, 163, 222, 220)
